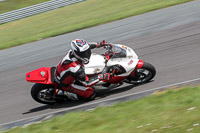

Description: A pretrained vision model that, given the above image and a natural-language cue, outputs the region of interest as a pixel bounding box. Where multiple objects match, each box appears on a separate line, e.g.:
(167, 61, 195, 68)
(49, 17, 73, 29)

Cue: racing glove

(96, 40, 107, 48)
(98, 73, 111, 81)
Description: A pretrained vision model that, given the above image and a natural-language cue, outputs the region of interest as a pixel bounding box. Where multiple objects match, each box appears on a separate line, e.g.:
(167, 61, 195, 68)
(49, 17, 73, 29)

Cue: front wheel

(125, 62, 156, 84)
(31, 83, 57, 105)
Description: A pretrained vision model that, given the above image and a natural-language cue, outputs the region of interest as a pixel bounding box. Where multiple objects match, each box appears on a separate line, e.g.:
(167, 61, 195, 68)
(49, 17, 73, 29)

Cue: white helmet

(71, 39, 91, 64)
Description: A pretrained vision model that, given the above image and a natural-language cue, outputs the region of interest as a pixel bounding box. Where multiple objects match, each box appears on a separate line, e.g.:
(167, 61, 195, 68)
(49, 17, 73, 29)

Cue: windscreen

(111, 45, 127, 58)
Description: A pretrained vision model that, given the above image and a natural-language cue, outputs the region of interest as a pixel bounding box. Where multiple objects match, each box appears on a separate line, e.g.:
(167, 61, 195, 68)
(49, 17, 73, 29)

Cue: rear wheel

(31, 83, 57, 105)
(125, 62, 156, 84)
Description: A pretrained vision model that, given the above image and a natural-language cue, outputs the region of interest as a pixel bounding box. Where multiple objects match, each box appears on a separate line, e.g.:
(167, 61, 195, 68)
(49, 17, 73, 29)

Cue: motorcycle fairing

(107, 57, 139, 77)
(26, 67, 54, 84)
(106, 44, 139, 76)
(85, 53, 105, 75)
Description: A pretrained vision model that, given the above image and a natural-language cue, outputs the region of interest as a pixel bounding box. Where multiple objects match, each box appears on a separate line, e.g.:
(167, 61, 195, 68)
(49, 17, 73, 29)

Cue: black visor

(75, 48, 91, 60)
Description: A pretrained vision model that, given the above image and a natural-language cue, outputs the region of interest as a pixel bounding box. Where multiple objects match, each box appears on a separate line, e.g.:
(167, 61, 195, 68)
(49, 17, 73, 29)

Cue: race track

(0, 0, 200, 128)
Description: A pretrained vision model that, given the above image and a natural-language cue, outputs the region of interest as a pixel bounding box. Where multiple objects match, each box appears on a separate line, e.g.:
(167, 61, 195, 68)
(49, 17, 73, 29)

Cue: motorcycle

(26, 43, 156, 104)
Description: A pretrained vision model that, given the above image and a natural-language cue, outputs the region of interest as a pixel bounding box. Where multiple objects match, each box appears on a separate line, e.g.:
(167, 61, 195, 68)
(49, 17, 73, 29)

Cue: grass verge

(0, 0, 50, 14)
(0, 0, 193, 50)
(4, 85, 200, 133)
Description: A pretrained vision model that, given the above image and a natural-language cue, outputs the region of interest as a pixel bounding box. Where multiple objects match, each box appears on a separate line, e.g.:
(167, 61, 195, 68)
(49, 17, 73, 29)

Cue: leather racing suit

(54, 43, 103, 99)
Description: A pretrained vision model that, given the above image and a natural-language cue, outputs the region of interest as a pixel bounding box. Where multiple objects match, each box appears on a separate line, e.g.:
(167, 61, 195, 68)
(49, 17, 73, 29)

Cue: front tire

(125, 62, 156, 84)
(31, 83, 57, 105)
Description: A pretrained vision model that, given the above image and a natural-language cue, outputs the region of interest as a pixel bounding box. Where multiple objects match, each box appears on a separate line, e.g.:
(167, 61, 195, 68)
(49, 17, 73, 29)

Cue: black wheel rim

(37, 88, 56, 103)
(129, 68, 153, 84)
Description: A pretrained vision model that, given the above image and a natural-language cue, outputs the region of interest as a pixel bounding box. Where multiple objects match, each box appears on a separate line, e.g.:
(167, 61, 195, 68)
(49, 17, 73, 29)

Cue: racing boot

(84, 87, 96, 101)
(64, 91, 79, 101)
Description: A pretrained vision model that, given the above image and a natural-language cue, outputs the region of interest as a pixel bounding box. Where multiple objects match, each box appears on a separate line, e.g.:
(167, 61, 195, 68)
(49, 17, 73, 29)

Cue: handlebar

(102, 43, 114, 60)
(103, 43, 113, 51)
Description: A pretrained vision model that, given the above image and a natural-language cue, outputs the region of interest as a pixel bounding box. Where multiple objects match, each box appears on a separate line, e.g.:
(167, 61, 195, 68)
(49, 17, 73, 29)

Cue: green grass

(0, 0, 51, 14)
(4, 86, 200, 133)
(0, 0, 193, 50)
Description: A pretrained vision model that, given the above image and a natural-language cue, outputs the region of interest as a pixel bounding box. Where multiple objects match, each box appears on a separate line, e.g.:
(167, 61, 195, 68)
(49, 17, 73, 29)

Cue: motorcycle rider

(54, 39, 112, 100)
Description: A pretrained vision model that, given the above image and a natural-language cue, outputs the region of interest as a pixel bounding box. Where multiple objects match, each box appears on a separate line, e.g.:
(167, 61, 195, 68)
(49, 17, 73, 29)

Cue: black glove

(96, 40, 107, 48)
(98, 73, 111, 81)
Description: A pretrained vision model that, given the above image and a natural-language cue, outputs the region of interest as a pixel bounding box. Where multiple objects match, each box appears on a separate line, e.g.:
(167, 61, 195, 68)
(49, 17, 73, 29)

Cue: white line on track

(1, 77, 200, 126)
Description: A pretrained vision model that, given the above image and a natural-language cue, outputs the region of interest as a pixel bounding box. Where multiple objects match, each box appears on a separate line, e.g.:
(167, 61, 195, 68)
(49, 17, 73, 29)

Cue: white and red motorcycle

(26, 44, 156, 104)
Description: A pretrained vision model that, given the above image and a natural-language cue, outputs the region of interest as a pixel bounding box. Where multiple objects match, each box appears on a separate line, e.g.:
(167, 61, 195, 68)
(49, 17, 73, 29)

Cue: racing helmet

(71, 39, 91, 64)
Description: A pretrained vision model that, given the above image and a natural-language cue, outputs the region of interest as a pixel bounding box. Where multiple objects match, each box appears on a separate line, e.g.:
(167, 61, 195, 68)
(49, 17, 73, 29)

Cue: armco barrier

(0, 0, 84, 24)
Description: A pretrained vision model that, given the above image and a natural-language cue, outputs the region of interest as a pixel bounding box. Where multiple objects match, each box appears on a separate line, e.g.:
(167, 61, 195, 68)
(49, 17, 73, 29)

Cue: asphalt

(0, 0, 200, 129)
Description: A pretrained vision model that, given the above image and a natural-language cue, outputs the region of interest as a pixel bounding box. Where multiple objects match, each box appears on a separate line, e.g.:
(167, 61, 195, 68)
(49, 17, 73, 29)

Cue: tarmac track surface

(0, 0, 200, 127)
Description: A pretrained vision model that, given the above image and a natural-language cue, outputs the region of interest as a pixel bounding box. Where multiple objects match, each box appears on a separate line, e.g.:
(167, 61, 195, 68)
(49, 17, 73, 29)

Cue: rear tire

(125, 62, 156, 84)
(31, 83, 57, 105)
